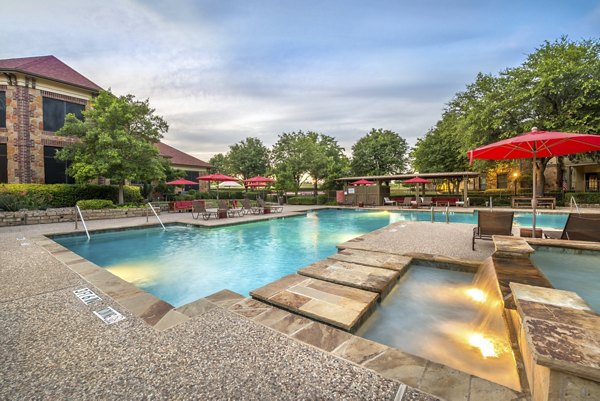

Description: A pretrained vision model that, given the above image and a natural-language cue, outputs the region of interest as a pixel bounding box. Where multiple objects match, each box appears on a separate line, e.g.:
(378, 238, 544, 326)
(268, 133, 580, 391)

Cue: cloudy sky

(2, 1, 599, 162)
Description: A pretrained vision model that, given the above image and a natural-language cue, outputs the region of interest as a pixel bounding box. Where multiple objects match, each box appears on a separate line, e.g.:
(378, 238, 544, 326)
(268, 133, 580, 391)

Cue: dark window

(44, 146, 74, 184)
(497, 174, 508, 189)
(479, 177, 487, 191)
(0, 144, 7, 183)
(0, 92, 5, 128)
(43, 97, 85, 132)
(184, 170, 199, 191)
(586, 173, 598, 192)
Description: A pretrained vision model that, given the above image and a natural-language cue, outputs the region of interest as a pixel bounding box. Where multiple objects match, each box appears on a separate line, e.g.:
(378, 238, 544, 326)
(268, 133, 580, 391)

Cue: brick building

(0, 56, 211, 185)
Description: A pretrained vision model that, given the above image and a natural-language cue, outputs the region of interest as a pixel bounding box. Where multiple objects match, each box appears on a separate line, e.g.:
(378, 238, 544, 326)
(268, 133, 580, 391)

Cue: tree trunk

(118, 182, 125, 205)
(556, 156, 564, 192)
(535, 158, 550, 197)
(313, 179, 318, 197)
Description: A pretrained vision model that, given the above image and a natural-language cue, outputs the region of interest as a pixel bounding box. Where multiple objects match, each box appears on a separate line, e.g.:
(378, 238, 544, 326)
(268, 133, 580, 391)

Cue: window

(496, 174, 508, 189)
(44, 146, 74, 184)
(0, 144, 7, 183)
(184, 170, 199, 191)
(42, 97, 85, 132)
(0, 92, 6, 128)
(586, 173, 598, 192)
(479, 177, 487, 191)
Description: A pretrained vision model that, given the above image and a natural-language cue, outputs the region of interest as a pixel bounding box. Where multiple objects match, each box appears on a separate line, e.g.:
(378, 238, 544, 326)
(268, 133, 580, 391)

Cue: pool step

(250, 274, 378, 332)
(329, 248, 412, 272)
(298, 259, 400, 298)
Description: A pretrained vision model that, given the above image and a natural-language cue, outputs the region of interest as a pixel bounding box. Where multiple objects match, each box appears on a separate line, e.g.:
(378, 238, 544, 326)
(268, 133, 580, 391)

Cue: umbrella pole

(532, 151, 537, 238)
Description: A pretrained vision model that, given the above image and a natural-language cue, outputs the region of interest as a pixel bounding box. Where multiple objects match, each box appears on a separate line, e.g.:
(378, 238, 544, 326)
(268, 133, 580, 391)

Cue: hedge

(287, 195, 328, 205)
(0, 184, 143, 209)
(564, 192, 600, 205)
(76, 199, 115, 210)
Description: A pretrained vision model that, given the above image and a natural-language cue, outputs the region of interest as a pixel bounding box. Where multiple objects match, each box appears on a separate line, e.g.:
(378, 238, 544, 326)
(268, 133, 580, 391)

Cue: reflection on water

(356, 264, 520, 391)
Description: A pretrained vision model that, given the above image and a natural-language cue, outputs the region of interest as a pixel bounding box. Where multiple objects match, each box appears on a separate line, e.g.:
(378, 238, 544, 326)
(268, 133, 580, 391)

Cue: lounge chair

(472, 210, 514, 250)
(258, 198, 283, 213)
(191, 201, 218, 220)
(383, 197, 397, 206)
(421, 197, 433, 207)
(400, 197, 414, 208)
(218, 200, 244, 217)
(241, 198, 263, 215)
(543, 213, 600, 242)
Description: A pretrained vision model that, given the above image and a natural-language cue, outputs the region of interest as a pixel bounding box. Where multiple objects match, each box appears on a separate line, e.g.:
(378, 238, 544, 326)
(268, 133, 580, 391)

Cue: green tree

(351, 129, 409, 176)
(271, 131, 312, 194)
(208, 153, 231, 174)
(56, 90, 167, 204)
(304, 132, 349, 195)
(227, 137, 270, 179)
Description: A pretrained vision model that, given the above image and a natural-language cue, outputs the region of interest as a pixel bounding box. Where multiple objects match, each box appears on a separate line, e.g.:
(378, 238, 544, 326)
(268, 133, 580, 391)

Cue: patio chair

(218, 200, 244, 217)
(258, 198, 283, 213)
(543, 213, 600, 242)
(421, 197, 433, 207)
(472, 210, 514, 250)
(400, 197, 414, 208)
(241, 198, 263, 215)
(191, 201, 218, 220)
(383, 197, 397, 206)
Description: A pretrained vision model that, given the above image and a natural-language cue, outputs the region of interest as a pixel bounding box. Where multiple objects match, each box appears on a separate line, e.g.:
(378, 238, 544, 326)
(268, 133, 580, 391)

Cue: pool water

(530, 246, 600, 312)
(54, 209, 398, 306)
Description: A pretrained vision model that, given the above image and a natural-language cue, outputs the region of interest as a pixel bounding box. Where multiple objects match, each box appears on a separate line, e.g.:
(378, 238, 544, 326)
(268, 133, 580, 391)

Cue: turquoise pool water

(53, 209, 568, 307)
(54, 209, 397, 306)
(530, 246, 600, 313)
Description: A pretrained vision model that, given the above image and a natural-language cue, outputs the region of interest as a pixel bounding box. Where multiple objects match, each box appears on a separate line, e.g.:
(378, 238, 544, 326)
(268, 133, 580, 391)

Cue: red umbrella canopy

(244, 175, 276, 183)
(166, 178, 198, 185)
(403, 177, 431, 184)
(247, 182, 267, 187)
(197, 173, 240, 182)
(351, 179, 376, 185)
(468, 129, 600, 164)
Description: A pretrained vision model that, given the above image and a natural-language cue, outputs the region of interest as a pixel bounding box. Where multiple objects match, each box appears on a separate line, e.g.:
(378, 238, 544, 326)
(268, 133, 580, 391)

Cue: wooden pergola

(336, 172, 480, 206)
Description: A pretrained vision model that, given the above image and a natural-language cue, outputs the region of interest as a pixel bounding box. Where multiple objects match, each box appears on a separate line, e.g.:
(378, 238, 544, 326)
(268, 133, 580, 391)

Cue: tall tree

(304, 132, 349, 195)
(271, 131, 312, 194)
(351, 129, 409, 176)
(56, 91, 167, 204)
(227, 137, 270, 179)
(208, 153, 231, 174)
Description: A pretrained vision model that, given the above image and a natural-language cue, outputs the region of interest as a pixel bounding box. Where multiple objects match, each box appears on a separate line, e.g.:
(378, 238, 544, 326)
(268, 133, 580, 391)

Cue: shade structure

(403, 177, 431, 207)
(244, 176, 276, 184)
(166, 178, 198, 186)
(468, 128, 600, 237)
(197, 173, 241, 199)
(350, 179, 376, 185)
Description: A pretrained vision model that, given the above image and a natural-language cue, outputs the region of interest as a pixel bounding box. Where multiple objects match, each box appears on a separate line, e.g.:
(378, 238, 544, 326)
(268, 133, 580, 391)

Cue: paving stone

(252, 306, 290, 326)
(511, 283, 592, 312)
(267, 313, 313, 335)
(291, 321, 352, 352)
(332, 336, 388, 365)
(468, 377, 521, 401)
(153, 309, 189, 331)
(205, 289, 245, 308)
(364, 348, 428, 387)
(401, 386, 444, 401)
(250, 274, 308, 299)
(228, 298, 272, 318)
(176, 298, 218, 318)
(328, 248, 412, 271)
(417, 362, 471, 401)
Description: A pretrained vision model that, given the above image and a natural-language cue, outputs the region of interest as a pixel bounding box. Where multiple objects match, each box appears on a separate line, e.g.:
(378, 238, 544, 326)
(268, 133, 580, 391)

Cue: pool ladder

(430, 206, 450, 224)
(74, 205, 90, 240)
(147, 202, 166, 230)
(570, 196, 581, 214)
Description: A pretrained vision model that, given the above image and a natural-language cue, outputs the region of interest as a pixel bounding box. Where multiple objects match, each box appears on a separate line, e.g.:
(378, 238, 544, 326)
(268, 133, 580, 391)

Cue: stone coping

(492, 235, 535, 257)
(525, 237, 600, 252)
(220, 290, 525, 401)
(511, 283, 600, 382)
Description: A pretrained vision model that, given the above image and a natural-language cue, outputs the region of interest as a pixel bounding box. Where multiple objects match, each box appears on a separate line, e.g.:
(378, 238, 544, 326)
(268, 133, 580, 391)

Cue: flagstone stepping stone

(250, 274, 378, 332)
(328, 248, 412, 272)
(298, 259, 400, 297)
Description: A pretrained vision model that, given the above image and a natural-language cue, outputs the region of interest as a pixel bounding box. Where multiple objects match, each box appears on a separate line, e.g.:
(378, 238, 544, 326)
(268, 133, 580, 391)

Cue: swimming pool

(52, 209, 568, 307)
(530, 246, 600, 313)
(54, 209, 398, 306)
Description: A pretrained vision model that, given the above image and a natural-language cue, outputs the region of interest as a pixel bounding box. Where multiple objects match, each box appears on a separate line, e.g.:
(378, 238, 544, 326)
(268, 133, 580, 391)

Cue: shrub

(287, 195, 328, 205)
(0, 184, 142, 207)
(76, 199, 115, 209)
(565, 192, 600, 205)
(0, 190, 51, 211)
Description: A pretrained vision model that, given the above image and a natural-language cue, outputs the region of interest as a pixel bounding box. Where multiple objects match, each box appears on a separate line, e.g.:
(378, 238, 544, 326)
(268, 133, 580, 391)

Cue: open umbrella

(197, 173, 240, 200)
(218, 181, 243, 188)
(468, 127, 600, 236)
(350, 179, 375, 185)
(166, 178, 198, 186)
(244, 176, 276, 184)
(403, 177, 431, 207)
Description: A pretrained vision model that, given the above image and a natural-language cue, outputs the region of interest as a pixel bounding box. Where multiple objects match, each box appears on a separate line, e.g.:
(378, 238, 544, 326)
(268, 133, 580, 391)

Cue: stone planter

(0, 207, 158, 227)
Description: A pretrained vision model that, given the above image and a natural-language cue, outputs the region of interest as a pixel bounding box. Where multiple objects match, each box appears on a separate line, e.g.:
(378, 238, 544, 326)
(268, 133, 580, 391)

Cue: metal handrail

(431, 206, 435, 223)
(445, 205, 450, 224)
(75, 205, 90, 240)
(570, 196, 581, 214)
(489, 196, 493, 210)
(148, 202, 166, 230)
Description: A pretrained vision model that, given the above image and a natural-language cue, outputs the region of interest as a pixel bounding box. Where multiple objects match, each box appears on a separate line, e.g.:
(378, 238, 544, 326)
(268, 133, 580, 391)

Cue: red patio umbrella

(350, 179, 376, 185)
(403, 177, 431, 207)
(468, 128, 600, 236)
(166, 178, 198, 186)
(197, 173, 241, 199)
(244, 176, 276, 184)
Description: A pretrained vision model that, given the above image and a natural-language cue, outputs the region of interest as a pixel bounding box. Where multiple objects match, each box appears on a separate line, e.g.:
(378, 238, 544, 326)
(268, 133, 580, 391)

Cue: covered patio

(337, 172, 480, 207)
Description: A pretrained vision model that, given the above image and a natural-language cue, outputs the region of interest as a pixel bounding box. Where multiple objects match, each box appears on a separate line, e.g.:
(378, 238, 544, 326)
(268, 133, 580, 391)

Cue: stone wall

(0, 207, 159, 227)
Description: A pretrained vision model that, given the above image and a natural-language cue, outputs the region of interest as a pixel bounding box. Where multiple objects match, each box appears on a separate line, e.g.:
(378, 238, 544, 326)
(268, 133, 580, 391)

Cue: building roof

(337, 172, 480, 181)
(156, 142, 212, 169)
(0, 55, 102, 92)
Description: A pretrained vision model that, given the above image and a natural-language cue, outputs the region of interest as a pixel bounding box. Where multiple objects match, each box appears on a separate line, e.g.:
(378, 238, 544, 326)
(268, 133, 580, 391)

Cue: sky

(2, 0, 599, 162)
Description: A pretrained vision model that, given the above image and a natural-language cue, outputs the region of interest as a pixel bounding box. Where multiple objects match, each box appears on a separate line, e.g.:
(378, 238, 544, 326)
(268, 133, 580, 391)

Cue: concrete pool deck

(1, 205, 594, 400)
